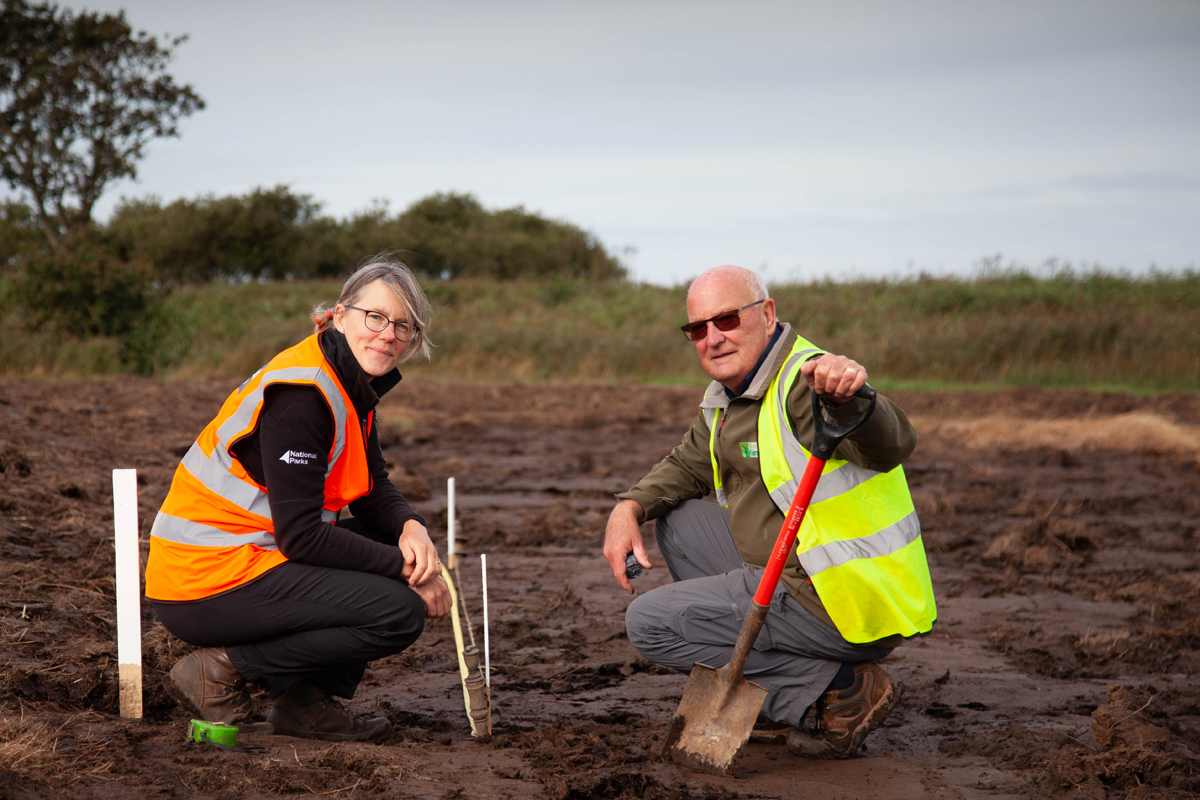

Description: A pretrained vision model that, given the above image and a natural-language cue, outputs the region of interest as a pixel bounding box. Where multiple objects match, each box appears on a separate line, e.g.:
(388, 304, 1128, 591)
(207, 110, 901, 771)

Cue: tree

(0, 0, 203, 253)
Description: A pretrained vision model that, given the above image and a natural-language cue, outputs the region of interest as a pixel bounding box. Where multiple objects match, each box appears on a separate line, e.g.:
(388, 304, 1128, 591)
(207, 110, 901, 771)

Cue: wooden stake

(112, 469, 142, 719)
(454, 563, 478, 650)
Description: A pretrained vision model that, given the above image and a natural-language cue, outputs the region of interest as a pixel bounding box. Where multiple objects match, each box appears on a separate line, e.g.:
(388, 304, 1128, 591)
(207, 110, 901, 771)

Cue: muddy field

(1, 378, 1199, 799)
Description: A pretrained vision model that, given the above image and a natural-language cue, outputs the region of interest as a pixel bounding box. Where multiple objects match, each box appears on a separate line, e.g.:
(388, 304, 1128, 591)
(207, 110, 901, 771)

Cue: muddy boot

(168, 647, 252, 725)
(266, 683, 392, 742)
(787, 661, 903, 759)
(749, 713, 792, 744)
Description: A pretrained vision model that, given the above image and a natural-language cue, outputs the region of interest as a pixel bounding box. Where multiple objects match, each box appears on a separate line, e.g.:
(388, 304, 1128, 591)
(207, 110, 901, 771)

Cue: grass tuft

(0, 715, 112, 783)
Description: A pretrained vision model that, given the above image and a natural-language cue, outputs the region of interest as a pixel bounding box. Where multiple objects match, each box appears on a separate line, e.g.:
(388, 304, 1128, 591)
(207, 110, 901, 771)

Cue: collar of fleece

(318, 327, 402, 419)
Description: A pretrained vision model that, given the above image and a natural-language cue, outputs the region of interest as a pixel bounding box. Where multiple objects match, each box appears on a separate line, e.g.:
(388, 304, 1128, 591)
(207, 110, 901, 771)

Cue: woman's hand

(411, 574, 452, 620)
(398, 520, 441, 587)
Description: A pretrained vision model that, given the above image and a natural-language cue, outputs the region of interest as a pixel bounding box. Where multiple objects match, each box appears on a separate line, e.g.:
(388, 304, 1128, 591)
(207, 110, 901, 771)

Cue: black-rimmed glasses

(345, 305, 419, 342)
(679, 299, 765, 341)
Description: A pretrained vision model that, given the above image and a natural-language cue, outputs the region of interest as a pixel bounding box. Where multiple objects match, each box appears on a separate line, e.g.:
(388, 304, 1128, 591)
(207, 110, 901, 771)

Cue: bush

(105, 188, 626, 283)
(18, 246, 156, 338)
(387, 193, 624, 280)
(107, 186, 335, 282)
(0, 200, 43, 268)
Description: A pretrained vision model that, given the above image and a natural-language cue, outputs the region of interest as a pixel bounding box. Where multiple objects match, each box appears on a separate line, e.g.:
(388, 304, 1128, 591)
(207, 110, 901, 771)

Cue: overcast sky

(51, 1, 1200, 284)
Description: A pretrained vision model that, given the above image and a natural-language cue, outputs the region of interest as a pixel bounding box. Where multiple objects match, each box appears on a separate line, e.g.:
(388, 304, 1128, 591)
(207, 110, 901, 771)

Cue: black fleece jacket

(227, 329, 425, 582)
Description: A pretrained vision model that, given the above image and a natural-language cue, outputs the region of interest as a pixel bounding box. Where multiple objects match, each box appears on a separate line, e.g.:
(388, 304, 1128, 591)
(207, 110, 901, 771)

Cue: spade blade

(661, 661, 769, 776)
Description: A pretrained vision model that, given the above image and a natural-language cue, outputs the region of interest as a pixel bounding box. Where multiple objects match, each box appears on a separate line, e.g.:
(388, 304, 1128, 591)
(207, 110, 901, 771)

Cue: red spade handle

(752, 454, 826, 606)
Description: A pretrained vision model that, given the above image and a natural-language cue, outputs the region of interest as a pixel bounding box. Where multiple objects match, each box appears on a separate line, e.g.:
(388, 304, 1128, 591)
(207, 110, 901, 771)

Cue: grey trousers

(625, 499, 892, 726)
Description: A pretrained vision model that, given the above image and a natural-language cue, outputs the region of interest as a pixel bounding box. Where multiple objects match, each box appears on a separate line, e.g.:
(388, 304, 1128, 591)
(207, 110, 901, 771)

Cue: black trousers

(152, 522, 425, 700)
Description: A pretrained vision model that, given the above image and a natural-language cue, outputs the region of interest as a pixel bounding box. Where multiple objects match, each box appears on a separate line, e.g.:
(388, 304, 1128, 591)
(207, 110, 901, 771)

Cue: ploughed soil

(1, 378, 1199, 799)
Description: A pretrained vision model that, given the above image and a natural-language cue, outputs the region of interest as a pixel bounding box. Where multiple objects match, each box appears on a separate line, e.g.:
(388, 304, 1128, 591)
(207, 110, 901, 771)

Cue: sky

(40, 1, 1200, 284)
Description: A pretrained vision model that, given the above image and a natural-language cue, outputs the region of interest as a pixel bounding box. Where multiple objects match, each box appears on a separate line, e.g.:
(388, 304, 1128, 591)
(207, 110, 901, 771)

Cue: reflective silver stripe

(773, 349, 813, 437)
(797, 511, 921, 577)
(215, 365, 348, 480)
(180, 443, 345, 525)
(768, 461, 881, 512)
(765, 346, 883, 512)
(178, 363, 352, 520)
(181, 443, 274, 519)
(150, 511, 279, 550)
(181, 446, 341, 522)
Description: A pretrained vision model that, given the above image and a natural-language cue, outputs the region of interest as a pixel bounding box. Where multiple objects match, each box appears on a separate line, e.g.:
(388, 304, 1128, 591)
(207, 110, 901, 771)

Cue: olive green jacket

(617, 323, 918, 631)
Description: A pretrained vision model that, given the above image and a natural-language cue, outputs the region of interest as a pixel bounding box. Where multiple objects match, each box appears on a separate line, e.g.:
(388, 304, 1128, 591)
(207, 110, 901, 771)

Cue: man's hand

(800, 354, 868, 404)
(604, 499, 651, 594)
(399, 519, 441, 587)
(411, 574, 451, 620)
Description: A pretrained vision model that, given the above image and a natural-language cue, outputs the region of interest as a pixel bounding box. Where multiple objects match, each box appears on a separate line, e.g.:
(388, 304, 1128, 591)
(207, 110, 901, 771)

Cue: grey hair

(687, 265, 770, 303)
(312, 253, 434, 363)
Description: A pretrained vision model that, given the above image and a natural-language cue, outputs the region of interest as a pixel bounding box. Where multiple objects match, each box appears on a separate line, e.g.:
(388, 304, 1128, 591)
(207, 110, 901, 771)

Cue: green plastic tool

(187, 719, 239, 747)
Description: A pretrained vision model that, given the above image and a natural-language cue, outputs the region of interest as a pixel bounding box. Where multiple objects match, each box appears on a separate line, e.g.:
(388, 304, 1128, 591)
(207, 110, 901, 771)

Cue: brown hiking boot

(267, 683, 392, 742)
(168, 647, 252, 725)
(787, 661, 903, 758)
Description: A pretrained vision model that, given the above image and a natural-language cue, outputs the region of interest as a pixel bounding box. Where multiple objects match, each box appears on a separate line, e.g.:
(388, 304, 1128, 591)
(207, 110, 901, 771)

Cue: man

(603, 265, 936, 758)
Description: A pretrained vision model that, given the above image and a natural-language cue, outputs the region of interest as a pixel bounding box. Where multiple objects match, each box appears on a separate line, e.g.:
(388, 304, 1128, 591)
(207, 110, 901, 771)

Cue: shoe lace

(221, 679, 250, 713)
(315, 697, 348, 713)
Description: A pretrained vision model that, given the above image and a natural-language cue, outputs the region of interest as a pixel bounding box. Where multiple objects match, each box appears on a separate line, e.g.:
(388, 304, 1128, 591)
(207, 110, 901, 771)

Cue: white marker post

(481, 553, 491, 734)
(447, 477, 456, 569)
(112, 469, 142, 719)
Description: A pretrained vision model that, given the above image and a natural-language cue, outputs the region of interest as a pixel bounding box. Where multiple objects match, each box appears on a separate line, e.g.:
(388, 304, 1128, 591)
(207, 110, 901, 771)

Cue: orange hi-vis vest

(145, 334, 374, 602)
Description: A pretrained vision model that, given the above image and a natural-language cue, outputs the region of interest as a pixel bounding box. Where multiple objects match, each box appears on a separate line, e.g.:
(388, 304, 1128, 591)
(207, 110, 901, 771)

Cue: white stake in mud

(481, 553, 492, 734)
(112, 469, 142, 719)
(447, 477, 456, 569)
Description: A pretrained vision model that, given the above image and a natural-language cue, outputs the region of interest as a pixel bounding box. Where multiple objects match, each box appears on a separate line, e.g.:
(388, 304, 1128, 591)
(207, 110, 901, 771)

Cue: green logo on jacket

(739, 442, 759, 458)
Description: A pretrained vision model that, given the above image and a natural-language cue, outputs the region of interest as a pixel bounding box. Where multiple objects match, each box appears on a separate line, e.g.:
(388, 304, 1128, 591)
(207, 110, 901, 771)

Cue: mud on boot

(267, 683, 392, 742)
(749, 713, 792, 744)
(787, 661, 903, 759)
(168, 647, 252, 725)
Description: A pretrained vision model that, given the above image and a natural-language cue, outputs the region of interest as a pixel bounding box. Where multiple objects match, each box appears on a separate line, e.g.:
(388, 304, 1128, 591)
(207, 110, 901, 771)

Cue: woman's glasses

(345, 305, 419, 342)
(679, 299, 765, 342)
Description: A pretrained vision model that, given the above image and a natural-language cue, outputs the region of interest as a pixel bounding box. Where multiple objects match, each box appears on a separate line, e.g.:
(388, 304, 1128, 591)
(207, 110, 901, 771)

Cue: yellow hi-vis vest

(706, 336, 937, 643)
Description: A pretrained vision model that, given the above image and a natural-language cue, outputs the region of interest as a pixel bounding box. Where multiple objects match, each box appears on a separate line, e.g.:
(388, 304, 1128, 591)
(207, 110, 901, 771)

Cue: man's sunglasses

(679, 299, 766, 341)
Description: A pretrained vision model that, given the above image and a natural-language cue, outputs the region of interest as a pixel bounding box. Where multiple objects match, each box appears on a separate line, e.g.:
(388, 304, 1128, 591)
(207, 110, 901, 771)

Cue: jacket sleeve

(615, 411, 715, 521)
(345, 421, 426, 544)
(256, 384, 409, 580)
(784, 378, 917, 473)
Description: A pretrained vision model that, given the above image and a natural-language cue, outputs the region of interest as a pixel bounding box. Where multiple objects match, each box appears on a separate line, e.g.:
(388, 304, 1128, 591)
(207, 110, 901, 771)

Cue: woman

(145, 255, 451, 742)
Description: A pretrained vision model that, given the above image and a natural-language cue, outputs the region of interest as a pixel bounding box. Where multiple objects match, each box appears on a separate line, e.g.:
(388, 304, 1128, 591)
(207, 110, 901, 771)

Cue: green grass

(1, 269, 1197, 392)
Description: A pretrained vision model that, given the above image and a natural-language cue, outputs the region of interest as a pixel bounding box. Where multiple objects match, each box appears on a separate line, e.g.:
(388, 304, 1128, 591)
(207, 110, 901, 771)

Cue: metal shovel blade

(661, 661, 769, 776)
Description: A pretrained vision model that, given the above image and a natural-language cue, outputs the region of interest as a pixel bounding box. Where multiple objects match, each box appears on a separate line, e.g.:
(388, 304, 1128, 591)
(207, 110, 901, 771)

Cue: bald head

(687, 265, 769, 305)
